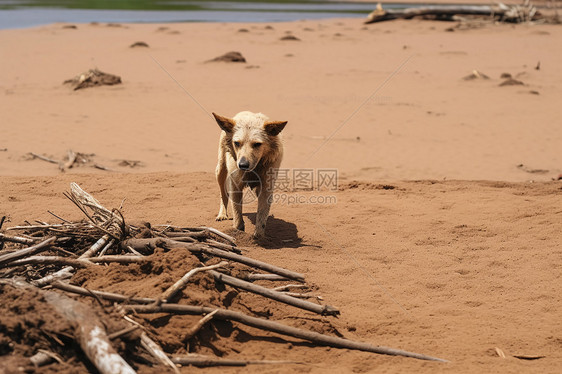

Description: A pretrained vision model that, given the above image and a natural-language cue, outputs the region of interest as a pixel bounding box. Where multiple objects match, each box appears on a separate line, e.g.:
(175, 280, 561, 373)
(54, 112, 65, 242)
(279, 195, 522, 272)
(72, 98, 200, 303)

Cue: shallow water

(0, 0, 408, 29)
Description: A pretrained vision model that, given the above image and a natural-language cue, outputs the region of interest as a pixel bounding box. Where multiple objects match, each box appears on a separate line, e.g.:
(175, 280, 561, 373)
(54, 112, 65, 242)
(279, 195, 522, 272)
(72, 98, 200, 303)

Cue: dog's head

(213, 111, 287, 171)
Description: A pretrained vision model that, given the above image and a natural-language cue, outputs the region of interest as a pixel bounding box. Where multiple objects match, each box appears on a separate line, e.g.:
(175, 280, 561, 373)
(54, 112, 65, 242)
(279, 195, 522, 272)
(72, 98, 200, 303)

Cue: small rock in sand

(463, 70, 490, 80)
(238, 28, 249, 33)
(130, 41, 149, 48)
(206, 51, 247, 63)
(499, 78, 524, 87)
(500, 73, 512, 79)
(62, 25, 77, 29)
(280, 35, 301, 41)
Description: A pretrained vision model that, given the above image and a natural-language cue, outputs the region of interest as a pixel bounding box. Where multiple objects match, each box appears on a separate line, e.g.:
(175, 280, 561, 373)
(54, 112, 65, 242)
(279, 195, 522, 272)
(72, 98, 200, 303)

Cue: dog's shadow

(243, 213, 304, 249)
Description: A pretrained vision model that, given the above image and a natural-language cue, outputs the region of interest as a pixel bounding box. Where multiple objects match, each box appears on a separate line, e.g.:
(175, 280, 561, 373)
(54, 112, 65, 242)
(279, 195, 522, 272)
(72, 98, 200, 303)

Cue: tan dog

(212, 111, 287, 239)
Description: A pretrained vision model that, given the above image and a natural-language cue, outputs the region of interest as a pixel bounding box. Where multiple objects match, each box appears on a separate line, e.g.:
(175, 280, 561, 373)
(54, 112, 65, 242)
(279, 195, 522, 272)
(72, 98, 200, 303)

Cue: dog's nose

(238, 157, 250, 170)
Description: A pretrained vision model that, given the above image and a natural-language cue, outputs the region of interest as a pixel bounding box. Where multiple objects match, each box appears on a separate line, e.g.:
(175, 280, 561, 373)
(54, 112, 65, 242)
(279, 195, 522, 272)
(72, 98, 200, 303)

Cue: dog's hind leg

(215, 161, 230, 221)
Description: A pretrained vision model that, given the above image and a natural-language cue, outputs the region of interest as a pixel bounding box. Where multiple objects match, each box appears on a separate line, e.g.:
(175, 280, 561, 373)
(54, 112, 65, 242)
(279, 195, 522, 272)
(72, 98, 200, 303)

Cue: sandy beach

(1, 11, 561, 374)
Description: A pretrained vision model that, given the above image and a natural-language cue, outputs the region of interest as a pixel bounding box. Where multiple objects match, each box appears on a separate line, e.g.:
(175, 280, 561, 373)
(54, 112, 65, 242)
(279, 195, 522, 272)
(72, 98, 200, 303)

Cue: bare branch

(0, 237, 56, 267)
(161, 262, 228, 302)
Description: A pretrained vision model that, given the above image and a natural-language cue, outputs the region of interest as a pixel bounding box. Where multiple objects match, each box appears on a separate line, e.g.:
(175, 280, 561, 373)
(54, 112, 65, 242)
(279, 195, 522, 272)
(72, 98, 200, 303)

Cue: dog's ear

(212, 112, 236, 133)
(264, 120, 287, 136)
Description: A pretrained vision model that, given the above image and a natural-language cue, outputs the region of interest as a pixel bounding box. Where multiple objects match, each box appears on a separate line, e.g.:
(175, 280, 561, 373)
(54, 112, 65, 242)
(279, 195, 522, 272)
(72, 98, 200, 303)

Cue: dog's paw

(215, 214, 230, 221)
(235, 222, 245, 231)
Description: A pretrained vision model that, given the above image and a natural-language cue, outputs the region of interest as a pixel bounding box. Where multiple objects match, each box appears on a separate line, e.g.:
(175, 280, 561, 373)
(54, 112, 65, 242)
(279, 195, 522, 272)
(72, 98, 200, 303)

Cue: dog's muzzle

(238, 157, 250, 170)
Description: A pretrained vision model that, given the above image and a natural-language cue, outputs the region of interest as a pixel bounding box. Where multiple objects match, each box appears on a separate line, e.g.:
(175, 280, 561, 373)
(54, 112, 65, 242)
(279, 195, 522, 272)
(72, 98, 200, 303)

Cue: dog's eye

(233, 141, 241, 147)
(252, 143, 262, 149)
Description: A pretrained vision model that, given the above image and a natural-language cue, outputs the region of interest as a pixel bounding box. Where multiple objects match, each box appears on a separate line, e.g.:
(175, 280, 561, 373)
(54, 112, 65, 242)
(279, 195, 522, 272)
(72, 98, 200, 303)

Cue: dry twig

(210, 271, 338, 316)
(184, 310, 219, 340)
(140, 332, 179, 374)
(125, 303, 448, 362)
(161, 262, 228, 302)
(0, 237, 56, 267)
(172, 354, 302, 367)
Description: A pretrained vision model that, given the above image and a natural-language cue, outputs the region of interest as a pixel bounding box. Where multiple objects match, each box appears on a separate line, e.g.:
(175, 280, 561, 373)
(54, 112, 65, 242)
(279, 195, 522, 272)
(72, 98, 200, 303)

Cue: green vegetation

(2, 0, 351, 11)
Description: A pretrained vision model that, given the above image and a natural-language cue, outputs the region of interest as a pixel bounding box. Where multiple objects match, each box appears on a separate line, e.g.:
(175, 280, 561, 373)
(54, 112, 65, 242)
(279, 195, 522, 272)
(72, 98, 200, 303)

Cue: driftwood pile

(0, 184, 447, 372)
(26, 150, 143, 172)
(365, 1, 544, 24)
(63, 69, 122, 90)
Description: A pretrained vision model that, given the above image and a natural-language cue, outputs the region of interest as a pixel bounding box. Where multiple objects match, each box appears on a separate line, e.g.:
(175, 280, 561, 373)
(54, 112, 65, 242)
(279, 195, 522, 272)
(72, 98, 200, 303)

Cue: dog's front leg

(215, 161, 230, 221)
(229, 181, 245, 231)
(254, 189, 272, 239)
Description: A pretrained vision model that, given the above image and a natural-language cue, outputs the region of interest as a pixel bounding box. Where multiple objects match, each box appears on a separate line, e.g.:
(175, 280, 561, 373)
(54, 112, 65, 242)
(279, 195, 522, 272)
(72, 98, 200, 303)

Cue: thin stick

(94, 163, 114, 171)
(184, 309, 218, 339)
(51, 281, 155, 304)
(273, 284, 309, 292)
(172, 355, 302, 367)
(126, 245, 143, 256)
(246, 274, 291, 282)
(283, 292, 323, 300)
(32, 266, 74, 287)
(9, 255, 146, 267)
(161, 262, 228, 302)
(30, 152, 59, 164)
(47, 210, 72, 224)
(0, 237, 56, 267)
(61, 149, 77, 170)
(30, 349, 63, 367)
(107, 325, 140, 341)
(88, 255, 147, 264)
(0, 233, 36, 245)
(8, 255, 91, 268)
(6, 223, 72, 230)
(205, 239, 242, 254)
(125, 303, 448, 362)
(199, 226, 236, 244)
(98, 239, 115, 257)
(140, 332, 179, 374)
(172, 231, 208, 240)
(48, 281, 447, 362)
(210, 271, 338, 316)
(79, 235, 110, 259)
(162, 236, 196, 243)
(121, 238, 305, 282)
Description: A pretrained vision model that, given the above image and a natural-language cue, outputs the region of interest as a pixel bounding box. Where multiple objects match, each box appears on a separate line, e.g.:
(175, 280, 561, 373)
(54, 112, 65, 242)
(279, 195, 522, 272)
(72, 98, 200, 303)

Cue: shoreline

(1, 1, 557, 30)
